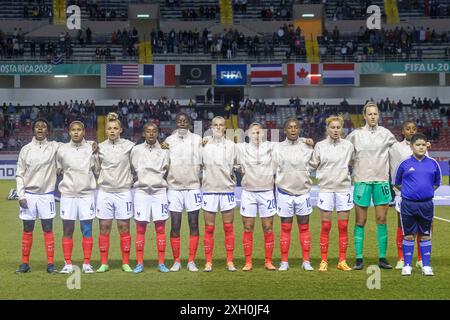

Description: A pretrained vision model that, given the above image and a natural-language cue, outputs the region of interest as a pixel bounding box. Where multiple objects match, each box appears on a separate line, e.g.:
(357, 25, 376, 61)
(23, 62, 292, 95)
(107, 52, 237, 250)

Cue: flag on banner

(250, 63, 282, 86)
(287, 63, 320, 85)
(322, 64, 355, 85)
(143, 64, 176, 86)
(106, 64, 139, 87)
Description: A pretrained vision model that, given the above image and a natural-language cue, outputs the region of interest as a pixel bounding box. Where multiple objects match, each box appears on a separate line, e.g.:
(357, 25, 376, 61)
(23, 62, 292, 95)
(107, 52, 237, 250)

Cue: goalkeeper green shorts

(353, 181, 391, 207)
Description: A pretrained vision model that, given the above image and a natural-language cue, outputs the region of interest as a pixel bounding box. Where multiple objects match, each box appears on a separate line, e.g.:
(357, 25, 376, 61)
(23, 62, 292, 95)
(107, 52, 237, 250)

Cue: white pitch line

(434, 216, 450, 223)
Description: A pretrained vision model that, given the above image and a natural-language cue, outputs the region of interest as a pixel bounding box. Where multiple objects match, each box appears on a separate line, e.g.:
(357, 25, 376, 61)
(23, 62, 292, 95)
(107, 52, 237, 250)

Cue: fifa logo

(366, 5, 381, 30)
(66, 5, 81, 30)
(66, 265, 81, 290)
(366, 265, 381, 290)
(220, 71, 243, 80)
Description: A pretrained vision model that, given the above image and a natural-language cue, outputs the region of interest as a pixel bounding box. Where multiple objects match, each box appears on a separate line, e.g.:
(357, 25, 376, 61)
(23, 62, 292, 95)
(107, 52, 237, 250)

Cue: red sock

(21, 232, 33, 264)
(243, 231, 253, 264)
(62, 237, 73, 264)
(99, 234, 110, 265)
(338, 220, 349, 262)
(135, 222, 147, 265)
(204, 225, 215, 264)
(170, 237, 181, 263)
(280, 223, 292, 262)
(82, 236, 93, 264)
(320, 221, 332, 262)
(120, 232, 131, 265)
(264, 231, 274, 264)
(43, 231, 54, 264)
(223, 223, 234, 263)
(416, 236, 422, 261)
(397, 226, 404, 261)
(155, 222, 166, 265)
(188, 235, 199, 263)
(298, 224, 311, 262)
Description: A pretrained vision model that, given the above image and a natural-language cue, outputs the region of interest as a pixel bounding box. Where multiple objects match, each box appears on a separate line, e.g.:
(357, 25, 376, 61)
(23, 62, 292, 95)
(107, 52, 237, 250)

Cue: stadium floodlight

(308, 74, 322, 77)
(139, 75, 153, 78)
(137, 14, 150, 18)
(54, 75, 68, 78)
(302, 14, 315, 18)
(392, 73, 407, 77)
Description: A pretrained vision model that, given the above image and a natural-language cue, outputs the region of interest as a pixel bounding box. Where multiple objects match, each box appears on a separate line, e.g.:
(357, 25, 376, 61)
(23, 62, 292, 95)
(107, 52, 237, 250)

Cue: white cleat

(302, 261, 314, 271)
(82, 264, 95, 274)
(60, 264, 74, 274)
(187, 261, 199, 272)
(278, 261, 289, 271)
(170, 261, 181, 272)
(401, 266, 412, 276)
(422, 266, 434, 276)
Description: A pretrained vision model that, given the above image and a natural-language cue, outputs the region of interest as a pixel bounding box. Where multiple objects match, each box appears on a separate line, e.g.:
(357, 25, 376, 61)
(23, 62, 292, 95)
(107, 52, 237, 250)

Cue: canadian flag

(287, 63, 320, 85)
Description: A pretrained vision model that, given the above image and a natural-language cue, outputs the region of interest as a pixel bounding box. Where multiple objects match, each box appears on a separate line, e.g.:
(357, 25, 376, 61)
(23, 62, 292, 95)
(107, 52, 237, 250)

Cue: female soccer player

(309, 115, 354, 272)
(95, 112, 135, 273)
(16, 118, 58, 273)
(236, 123, 277, 271)
(131, 122, 170, 273)
(273, 117, 314, 271)
(56, 121, 97, 274)
(164, 113, 203, 272)
(389, 121, 425, 269)
(346, 102, 397, 270)
(202, 116, 237, 272)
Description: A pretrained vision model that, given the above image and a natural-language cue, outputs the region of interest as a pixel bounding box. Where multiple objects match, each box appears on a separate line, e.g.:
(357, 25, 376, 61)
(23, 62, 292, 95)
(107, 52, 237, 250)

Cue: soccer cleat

(47, 263, 58, 274)
(227, 261, 237, 272)
(337, 260, 352, 271)
(203, 262, 213, 272)
(82, 264, 95, 274)
(133, 264, 144, 274)
(59, 264, 74, 274)
(278, 261, 289, 271)
(264, 262, 276, 271)
(15, 263, 31, 274)
(187, 261, 199, 272)
(170, 261, 181, 272)
(122, 264, 133, 273)
(96, 264, 110, 273)
(401, 266, 412, 276)
(158, 264, 170, 273)
(302, 261, 314, 271)
(318, 260, 328, 272)
(378, 258, 393, 269)
(416, 260, 423, 269)
(395, 260, 405, 270)
(422, 266, 434, 276)
(242, 263, 253, 272)
(353, 258, 364, 270)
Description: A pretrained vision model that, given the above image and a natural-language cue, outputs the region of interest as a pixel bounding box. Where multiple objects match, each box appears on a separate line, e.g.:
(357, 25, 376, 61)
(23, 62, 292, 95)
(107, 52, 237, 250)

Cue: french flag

(322, 64, 355, 85)
(250, 64, 283, 86)
(143, 64, 176, 87)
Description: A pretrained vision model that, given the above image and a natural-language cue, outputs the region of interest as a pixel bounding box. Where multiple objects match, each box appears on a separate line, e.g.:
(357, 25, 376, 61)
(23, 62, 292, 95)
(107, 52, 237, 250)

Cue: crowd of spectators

(182, 5, 219, 20)
(0, 100, 97, 150)
(318, 25, 450, 61)
(23, 0, 53, 21)
(111, 27, 139, 58)
(1, 96, 449, 151)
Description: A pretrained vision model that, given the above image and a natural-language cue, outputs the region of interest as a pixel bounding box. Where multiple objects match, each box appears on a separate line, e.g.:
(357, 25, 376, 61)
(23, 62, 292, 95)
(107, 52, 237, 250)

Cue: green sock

(377, 224, 388, 259)
(354, 225, 365, 259)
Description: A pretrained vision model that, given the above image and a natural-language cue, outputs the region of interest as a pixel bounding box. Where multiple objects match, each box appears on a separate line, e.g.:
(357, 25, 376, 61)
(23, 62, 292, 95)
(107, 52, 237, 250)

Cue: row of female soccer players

(16, 102, 415, 274)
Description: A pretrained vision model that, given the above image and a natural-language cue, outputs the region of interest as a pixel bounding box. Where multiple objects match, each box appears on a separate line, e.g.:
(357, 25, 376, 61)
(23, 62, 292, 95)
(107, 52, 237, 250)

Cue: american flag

(106, 64, 139, 87)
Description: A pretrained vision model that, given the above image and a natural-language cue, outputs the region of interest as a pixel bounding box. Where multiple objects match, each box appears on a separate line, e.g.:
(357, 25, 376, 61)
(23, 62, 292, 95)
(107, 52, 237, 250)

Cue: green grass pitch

(0, 180, 449, 300)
